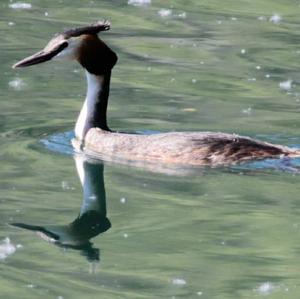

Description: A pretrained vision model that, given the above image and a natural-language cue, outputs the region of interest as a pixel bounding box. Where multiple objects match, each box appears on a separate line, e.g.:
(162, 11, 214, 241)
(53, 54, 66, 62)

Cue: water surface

(1, 1, 300, 298)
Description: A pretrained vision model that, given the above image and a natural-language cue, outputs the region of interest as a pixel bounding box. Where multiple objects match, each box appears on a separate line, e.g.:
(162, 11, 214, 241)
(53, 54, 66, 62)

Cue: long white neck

(75, 71, 111, 140)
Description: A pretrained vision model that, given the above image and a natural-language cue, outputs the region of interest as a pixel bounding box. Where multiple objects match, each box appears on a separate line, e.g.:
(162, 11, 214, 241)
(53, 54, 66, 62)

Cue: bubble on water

(255, 282, 276, 295)
(265, 74, 271, 78)
(279, 80, 292, 91)
(240, 49, 246, 54)
(0, 238, 17, 261)
(231, 17, 237, 21)
(197, 291, 203, 296)
(9, 2, 32, 9)
(120, 197, 126, 203)
(123, 233, 128, 238)
(158, 9, 172, 17)
(9, 78, 26, 90)
(172, 278, 187, 286)
(44, 11, 49, 16)
(8, 21, 15, 26)
(256, 65, 261, 70)
(128, 0, 151, 6)
(269, 14, 282, 24)
(192, 78, 197, 83)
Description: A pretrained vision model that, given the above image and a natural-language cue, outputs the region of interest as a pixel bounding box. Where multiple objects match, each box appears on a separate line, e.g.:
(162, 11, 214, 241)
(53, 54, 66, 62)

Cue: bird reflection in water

(11, 154, 111, 264)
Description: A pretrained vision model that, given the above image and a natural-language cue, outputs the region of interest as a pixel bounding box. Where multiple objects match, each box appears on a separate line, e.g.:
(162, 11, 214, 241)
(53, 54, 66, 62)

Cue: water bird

(13, 21, 300, 166)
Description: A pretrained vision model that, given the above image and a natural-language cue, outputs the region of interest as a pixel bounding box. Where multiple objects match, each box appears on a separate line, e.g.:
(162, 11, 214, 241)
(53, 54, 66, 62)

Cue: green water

(2, 1, 300, 298)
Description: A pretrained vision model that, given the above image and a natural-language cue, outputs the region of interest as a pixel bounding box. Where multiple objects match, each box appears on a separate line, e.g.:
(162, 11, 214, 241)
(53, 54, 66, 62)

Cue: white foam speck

(241, 49, 246, 54)
(255, 282, 276, 295)
(44, 11, 49, 16)
(128, 0, 151, 6)
(269, 14, 282, 24)
(177, 12, 186, 19)
(123, 233, 128, 238)
(61, 181, 75, 190)
(258, 16, 266, 21)
(9, 78, 26, 90)
(27, 284, 36, 288)
(89, 194, 97, 201)
(256, 65, 261, 70)
(279, 80, 292, 91)
(192, 79, 197, 84)
(248, 78, 256, 82)
(158, 9, 172, 17)
(182, 108, 196, 112)
(231, 17, 237, 21)
(9, 2, 32, 9)
(0, 238, 17, 261)
(265, 74, 271, 78)
(8, 22, 15, 26)
(197, 291, 203, 296)
(242, 107, 252, 115)
(120, 197, 126, 203)
(172, 278, 187, 286)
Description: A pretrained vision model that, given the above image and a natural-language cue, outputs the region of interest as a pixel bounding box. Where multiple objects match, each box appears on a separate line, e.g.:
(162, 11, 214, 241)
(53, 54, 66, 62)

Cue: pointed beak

(13, 40, 68, 69)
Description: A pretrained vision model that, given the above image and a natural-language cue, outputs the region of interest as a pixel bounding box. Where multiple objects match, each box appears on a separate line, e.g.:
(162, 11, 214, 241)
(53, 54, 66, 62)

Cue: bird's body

(13, 21, 300, 167)
(84, 128, 300, 166)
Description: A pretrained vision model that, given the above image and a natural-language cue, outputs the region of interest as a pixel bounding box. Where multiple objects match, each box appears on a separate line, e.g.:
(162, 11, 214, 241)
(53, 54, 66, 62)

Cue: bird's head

(13, 21, 118, 75)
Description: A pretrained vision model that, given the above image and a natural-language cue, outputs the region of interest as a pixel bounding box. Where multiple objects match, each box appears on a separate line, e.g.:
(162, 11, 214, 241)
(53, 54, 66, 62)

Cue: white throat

(75, 71, 104, 140)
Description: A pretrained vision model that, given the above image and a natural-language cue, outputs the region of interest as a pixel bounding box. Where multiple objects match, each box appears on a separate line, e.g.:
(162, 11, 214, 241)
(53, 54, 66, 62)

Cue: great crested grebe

(13, 21, 300, 166)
